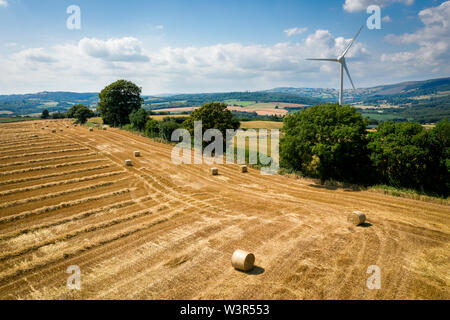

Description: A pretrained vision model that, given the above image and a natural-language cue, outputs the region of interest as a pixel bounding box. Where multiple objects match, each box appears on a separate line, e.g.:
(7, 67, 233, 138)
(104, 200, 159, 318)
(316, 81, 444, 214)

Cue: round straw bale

(125, 159, 132, 166)
(134, 151, 140, 157)
(231, 250, 255, 272)
(348, 211, 366, 226)
(241, 165, 248, 173)
(211, 168, 219, 176)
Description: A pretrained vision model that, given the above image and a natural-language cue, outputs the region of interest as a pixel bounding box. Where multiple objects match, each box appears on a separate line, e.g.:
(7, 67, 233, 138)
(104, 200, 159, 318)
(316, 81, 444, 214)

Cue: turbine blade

(306, 58, 338, 62)
(343, 61, 356, 90)
(340, 26, 363, 58)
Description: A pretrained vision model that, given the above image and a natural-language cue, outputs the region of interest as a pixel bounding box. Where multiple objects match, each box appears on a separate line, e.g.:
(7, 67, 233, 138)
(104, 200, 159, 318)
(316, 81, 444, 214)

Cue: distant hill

(267, 77, 450, 123)
(366, 77, 450, 96)
(0, 77, 448, 123)
(267, 77, 450, 104)
(0, 92, 99, 115)
(0, 91, 320, 116)
(145, 92, 320, 110)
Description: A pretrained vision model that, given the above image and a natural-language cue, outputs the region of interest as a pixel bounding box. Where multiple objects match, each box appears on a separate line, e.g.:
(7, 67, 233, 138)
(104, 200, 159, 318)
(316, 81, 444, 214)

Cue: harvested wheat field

(0, 120, 449, 300)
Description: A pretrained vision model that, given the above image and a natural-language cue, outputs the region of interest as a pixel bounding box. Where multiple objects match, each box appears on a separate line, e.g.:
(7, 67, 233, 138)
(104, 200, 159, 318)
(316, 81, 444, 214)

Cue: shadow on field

(239, 266, 265, 276)
(358, 222, 373, 228)
(308, 184, 363, 192)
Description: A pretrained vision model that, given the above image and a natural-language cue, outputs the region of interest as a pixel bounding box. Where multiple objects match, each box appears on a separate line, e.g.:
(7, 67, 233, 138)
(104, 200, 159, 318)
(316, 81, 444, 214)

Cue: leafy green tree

(41, 109, 49, 119)
(368, 121, 429, 190)
(162, 116, 189, 124)
(51, 112, 67, 119)
(74, 105, 95, 124)
(280, 103, 370, 183)
(426, 119, 449, 196)
(129, 108, 149, 131)
(145, 119, 160, 138)
(159, 121, 181, 140)
(182, 102, 240, 137)
(98, 80, 143, 127)
(67, 104, 87, 118)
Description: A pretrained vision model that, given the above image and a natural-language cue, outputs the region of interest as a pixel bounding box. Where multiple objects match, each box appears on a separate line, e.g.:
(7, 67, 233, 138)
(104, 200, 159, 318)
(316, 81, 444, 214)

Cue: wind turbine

(307, 26, 363, 105)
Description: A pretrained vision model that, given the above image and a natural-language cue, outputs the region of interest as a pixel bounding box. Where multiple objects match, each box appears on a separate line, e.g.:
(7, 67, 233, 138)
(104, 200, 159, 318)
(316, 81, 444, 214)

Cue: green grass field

(224, 99, 256, 107)
(361, 113, 400, 121)
(245, 102, 281, 109)
(0, 116, 40, 123)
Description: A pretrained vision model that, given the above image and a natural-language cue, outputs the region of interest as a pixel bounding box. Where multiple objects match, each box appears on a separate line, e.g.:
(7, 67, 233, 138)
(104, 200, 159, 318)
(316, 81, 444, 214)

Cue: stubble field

(0, 120, 448, 300)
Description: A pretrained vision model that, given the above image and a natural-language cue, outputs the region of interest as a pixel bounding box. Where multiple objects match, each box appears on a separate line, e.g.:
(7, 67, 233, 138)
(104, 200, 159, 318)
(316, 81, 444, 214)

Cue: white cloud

(14, 48, 58, 64)
(0, 0, 8, 8)
(0, 31, 371, 93)
(4, 9, 448, 95)
(382, 1, 450, 73)
(382, 15, 392, 22)
(343, 0, 414, 13)
(284, 27, 308, 37)
(156, 25, 164, 30)
(79, 37, 149, 62)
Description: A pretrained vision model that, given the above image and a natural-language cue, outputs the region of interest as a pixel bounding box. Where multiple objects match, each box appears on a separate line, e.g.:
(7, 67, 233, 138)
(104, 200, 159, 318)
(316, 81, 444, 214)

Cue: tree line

(281, 103, 449, 196)
(41, 104, 95, 123)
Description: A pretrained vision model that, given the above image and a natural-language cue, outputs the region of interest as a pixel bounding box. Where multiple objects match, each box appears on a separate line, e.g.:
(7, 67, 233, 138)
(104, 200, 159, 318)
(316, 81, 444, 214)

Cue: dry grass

(0, 147, 89, 161)
(0, 120, 448, 300)
(150, 115, 188, 121)
(0, 164, 112, 186)
(0, 178, 129, 209)
(240, 121, 283, 129)
(0, 152, 97, 169)
(0, 188, 134, 224)
(0, 196, 153, 242)
(0, 143, 79, 154)
(0, 159, 105, 176)
(0, 170, 124, 196)
(0, 140, 65, 151)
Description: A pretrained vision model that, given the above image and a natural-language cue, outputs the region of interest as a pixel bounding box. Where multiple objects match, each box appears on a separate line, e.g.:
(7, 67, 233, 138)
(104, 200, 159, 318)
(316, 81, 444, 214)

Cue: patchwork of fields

(0, 120, 448, 299)
(152, 100, 310, 116)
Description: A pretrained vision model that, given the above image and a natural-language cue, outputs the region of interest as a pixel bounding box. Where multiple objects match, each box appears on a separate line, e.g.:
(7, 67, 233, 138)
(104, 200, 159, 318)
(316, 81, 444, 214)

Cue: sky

(0, 0, 449, 95)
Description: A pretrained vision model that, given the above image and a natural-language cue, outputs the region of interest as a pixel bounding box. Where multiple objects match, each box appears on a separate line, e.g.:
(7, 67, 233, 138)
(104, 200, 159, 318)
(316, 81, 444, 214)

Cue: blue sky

(0, 0, 449, 94)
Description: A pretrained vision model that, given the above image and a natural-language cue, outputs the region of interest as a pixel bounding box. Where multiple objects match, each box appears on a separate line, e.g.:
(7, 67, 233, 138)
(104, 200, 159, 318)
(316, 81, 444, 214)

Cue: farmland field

(361, 112, 402, 121)
(152, 100, 309, 117)
(0, 120, 449, 300)
(0, 117, 40, 123)
(150, 114, 188, 121)
(239, 121, 283, 129)
(224, 99, 256, 107)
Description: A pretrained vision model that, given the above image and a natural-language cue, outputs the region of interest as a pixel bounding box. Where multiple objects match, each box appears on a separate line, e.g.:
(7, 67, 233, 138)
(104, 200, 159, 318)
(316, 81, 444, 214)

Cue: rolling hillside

(267, 77, 450, 103)
(1, 77, 449, 123)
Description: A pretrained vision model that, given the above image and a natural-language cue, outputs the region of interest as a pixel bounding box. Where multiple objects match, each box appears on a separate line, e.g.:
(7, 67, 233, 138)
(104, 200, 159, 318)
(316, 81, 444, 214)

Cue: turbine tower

(307, 26, 363, 105)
